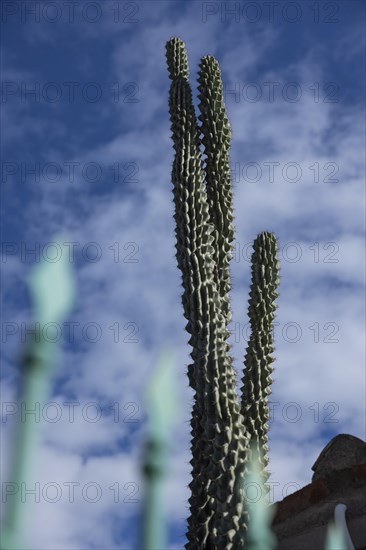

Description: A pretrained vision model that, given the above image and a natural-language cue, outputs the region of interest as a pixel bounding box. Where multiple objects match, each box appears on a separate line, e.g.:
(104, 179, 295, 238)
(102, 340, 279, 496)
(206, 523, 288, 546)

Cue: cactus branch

(241, 231, 280, 489)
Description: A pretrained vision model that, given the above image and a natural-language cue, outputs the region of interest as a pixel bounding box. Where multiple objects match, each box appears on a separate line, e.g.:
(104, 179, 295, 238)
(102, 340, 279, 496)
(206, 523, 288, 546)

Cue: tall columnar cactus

(165, 37, 280, 549)
(166, 37, 250, 549)
(241, 231, 280, 490)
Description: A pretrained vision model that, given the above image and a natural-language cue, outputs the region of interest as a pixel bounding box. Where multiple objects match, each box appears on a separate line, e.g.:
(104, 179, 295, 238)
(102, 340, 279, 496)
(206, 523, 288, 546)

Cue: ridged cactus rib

(241, 231, 280, 489)
(197, 54, 238, 409)
(166, 38, 250, 549)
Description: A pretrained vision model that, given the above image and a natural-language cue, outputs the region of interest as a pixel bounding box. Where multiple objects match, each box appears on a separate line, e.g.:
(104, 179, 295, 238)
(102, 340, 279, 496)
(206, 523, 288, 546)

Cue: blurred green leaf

(28, 234, 75, 326)
(145, 348, 179, 438)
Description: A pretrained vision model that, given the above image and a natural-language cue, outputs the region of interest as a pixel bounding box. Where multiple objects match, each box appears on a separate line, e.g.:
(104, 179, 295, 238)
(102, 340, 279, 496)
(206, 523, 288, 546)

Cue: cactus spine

(166, 37, 280, 549)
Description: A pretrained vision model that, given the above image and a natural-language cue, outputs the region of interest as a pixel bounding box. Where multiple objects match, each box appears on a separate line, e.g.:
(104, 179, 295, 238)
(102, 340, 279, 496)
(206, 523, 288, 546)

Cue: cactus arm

(197, 54, 235, 327)
(166, 67, 217, 546)
(196, 53, 239, 435)
(240, 231, 280, 489)
(166, 37, 215, 545)
(196, 52, 253, 547)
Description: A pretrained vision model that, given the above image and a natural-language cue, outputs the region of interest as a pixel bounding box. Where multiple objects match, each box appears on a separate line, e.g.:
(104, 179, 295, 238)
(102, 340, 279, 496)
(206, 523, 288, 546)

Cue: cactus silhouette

(166, 37, 280, 548)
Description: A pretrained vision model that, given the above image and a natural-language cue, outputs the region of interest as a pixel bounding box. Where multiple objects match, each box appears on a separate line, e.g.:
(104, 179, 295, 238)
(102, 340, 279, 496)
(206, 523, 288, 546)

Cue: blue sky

(1, 1, 365, 548)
